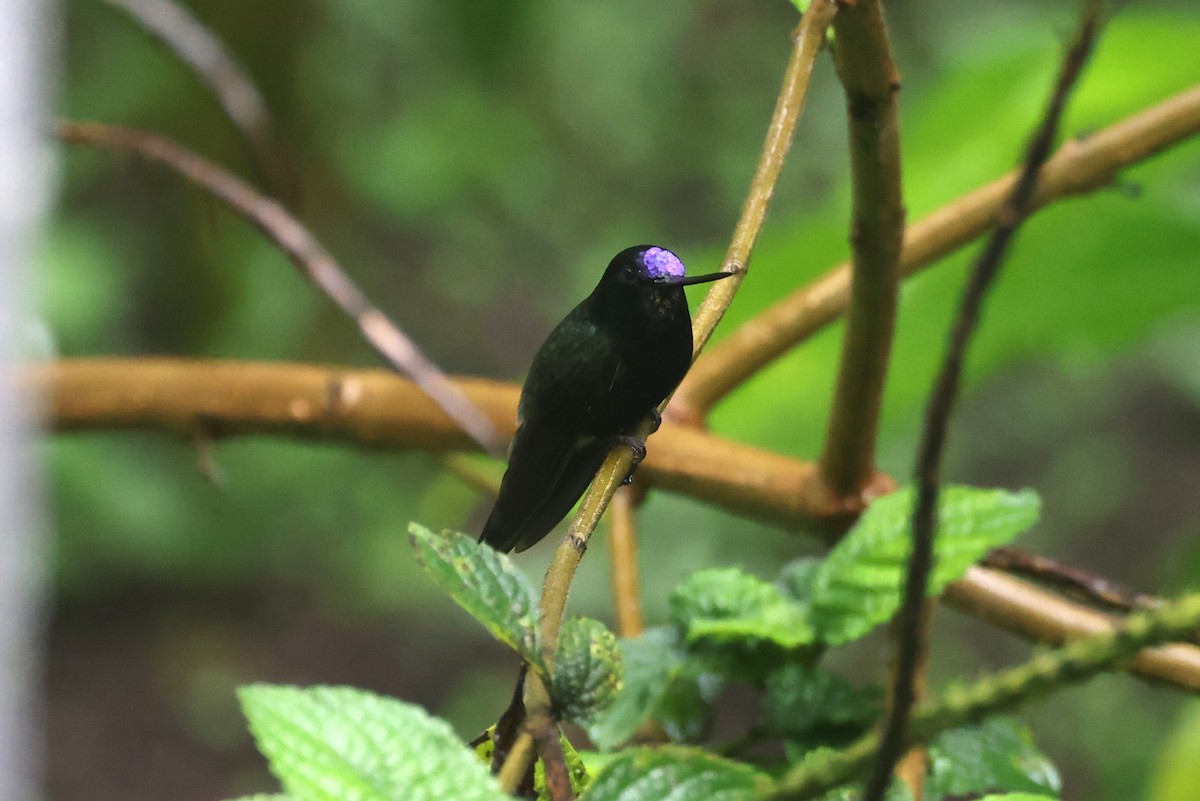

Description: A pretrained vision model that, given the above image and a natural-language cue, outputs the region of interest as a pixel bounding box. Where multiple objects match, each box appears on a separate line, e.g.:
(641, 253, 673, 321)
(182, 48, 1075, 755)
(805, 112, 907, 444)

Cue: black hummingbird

(479, 245, 731, 553)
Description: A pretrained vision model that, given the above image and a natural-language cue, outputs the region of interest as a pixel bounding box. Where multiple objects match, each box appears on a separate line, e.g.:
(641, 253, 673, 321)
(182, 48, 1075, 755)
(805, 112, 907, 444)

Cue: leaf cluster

(235, 486, 1061, 800)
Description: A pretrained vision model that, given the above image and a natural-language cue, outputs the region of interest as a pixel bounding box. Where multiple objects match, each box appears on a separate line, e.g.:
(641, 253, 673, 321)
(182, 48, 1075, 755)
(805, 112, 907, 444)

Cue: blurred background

(33, 0, 1200, 799)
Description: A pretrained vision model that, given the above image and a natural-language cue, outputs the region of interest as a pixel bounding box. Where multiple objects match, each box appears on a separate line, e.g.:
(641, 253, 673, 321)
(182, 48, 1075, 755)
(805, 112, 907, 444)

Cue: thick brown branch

(32, 358, 842, 526)
(31, 356, 1200, 690)
(678, 84, 1200, 414)
(57, 120, 505, 457)
(819, 0, 905, 498)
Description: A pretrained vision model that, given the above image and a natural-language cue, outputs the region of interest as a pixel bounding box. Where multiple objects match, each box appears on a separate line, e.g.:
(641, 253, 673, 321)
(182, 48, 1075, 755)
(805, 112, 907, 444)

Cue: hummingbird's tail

(479, 423, 607, 553)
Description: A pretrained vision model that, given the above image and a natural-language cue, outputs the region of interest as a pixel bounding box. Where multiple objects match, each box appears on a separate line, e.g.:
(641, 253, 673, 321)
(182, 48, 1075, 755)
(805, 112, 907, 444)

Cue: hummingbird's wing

(480, 314, 622, 553)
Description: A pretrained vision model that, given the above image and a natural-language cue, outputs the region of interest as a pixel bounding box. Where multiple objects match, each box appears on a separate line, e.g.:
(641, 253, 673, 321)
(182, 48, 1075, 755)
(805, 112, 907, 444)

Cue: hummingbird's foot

(615, 435, 648, 485)
(647, 409, 662, 433)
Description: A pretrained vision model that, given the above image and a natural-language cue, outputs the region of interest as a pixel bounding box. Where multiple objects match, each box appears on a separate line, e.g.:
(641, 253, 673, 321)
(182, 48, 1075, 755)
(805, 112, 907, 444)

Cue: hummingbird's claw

(616, 434, 647, 485)
(647, 409, 662, 434)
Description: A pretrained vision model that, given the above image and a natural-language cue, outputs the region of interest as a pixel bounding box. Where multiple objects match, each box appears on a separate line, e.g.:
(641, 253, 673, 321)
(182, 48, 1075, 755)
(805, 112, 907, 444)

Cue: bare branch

(607, 487, 645, 638)
(684, 0, 841, 368)
(101, 0, 290, 194)
(57, 121, 505, 457)
(946, 567, 1200, 689)
(864, 7, 1102, 801)
(819, 0, 905, 497)
(983, 545, 1161, 613)
(678, 84, 1200, 415)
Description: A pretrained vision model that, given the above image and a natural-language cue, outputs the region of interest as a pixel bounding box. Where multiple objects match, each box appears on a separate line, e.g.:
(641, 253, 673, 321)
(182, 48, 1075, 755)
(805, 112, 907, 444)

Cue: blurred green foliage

(48, 1, 1200, 799)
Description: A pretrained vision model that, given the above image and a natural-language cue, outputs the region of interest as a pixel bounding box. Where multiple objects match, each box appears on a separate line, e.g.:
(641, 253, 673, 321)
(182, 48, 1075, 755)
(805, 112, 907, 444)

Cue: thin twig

(891, 604, 931, 800)
(686, 0, 841, 362)
(677, 84, 1200, 415)
(101, 0, 291, 195)
(57, 121, 505, 458)
(33, 357, 1200, 688)
(819, 0, 905, 497)
(608, 487, 646, 638)
(766, 590, 1200, 801)
(863, 8, 1102, 801)
(983, 545, 1160, 613)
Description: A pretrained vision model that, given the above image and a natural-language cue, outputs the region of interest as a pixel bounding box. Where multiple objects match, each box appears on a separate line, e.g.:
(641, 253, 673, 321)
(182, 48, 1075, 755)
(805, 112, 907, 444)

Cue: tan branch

(32, 356, 1200, 690)
(607, 487, 645, 638)
(819, 0, 905, 497)
(678, 84, 1200, 415)
(946, 567, 1200, 691)
(680, 0, 840, 409)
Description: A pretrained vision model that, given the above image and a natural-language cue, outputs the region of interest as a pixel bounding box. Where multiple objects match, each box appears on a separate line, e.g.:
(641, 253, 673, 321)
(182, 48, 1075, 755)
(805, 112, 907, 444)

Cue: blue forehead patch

(642, 246, 685, 280)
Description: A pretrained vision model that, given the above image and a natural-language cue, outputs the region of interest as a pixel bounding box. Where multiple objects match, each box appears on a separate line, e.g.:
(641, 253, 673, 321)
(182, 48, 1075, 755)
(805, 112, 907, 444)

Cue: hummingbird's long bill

(656, 271, 733, 286)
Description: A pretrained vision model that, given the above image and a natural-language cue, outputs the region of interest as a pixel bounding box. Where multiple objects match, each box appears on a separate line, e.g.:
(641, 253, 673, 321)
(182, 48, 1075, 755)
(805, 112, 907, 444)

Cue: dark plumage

(479, 245, 729, 553)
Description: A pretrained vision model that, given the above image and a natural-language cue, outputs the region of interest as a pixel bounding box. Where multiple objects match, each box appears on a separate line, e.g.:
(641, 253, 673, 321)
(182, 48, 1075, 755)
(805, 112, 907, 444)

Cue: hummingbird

(479, 245, 731, 553)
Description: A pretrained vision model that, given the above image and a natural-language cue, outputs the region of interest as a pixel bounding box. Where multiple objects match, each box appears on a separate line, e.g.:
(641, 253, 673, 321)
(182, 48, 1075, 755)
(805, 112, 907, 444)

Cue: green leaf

(580, 746, 770, 801)
(810, 486, 1040, 645)
(973, 796, 1060, 801)
(552, 616, 623, 726)
(654, 659, 723, 744)
(408, 523, 543, 669)
(671, 567, 815, 649)
(238, 684, 506, 801)
(585, 627, 683, 750)
(585, 627, 721, 749)
(764, 665, 882, 747)
(224, 796, 296, 801)
(926, 718, 1061, 801)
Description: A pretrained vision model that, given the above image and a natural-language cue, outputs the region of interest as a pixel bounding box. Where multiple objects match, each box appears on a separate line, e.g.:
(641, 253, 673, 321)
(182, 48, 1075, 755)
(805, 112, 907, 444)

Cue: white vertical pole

(0, 0, 55, 798)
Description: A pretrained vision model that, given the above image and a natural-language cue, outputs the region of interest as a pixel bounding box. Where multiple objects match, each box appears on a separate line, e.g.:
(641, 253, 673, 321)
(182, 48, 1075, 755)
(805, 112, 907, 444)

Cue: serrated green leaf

(552, 616, 623, 726)
(580, 746, 770, 801)
(585, 627, 682, 750)
(671, 567, 815, 649)
(764, 665, 882, 747)
(810, 486, 1040, 645)
(239, 684, 506, 801)
(974, 795, 1060, 801)
(408, 523, 543, 669)
(926, 717, 1061, 801)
